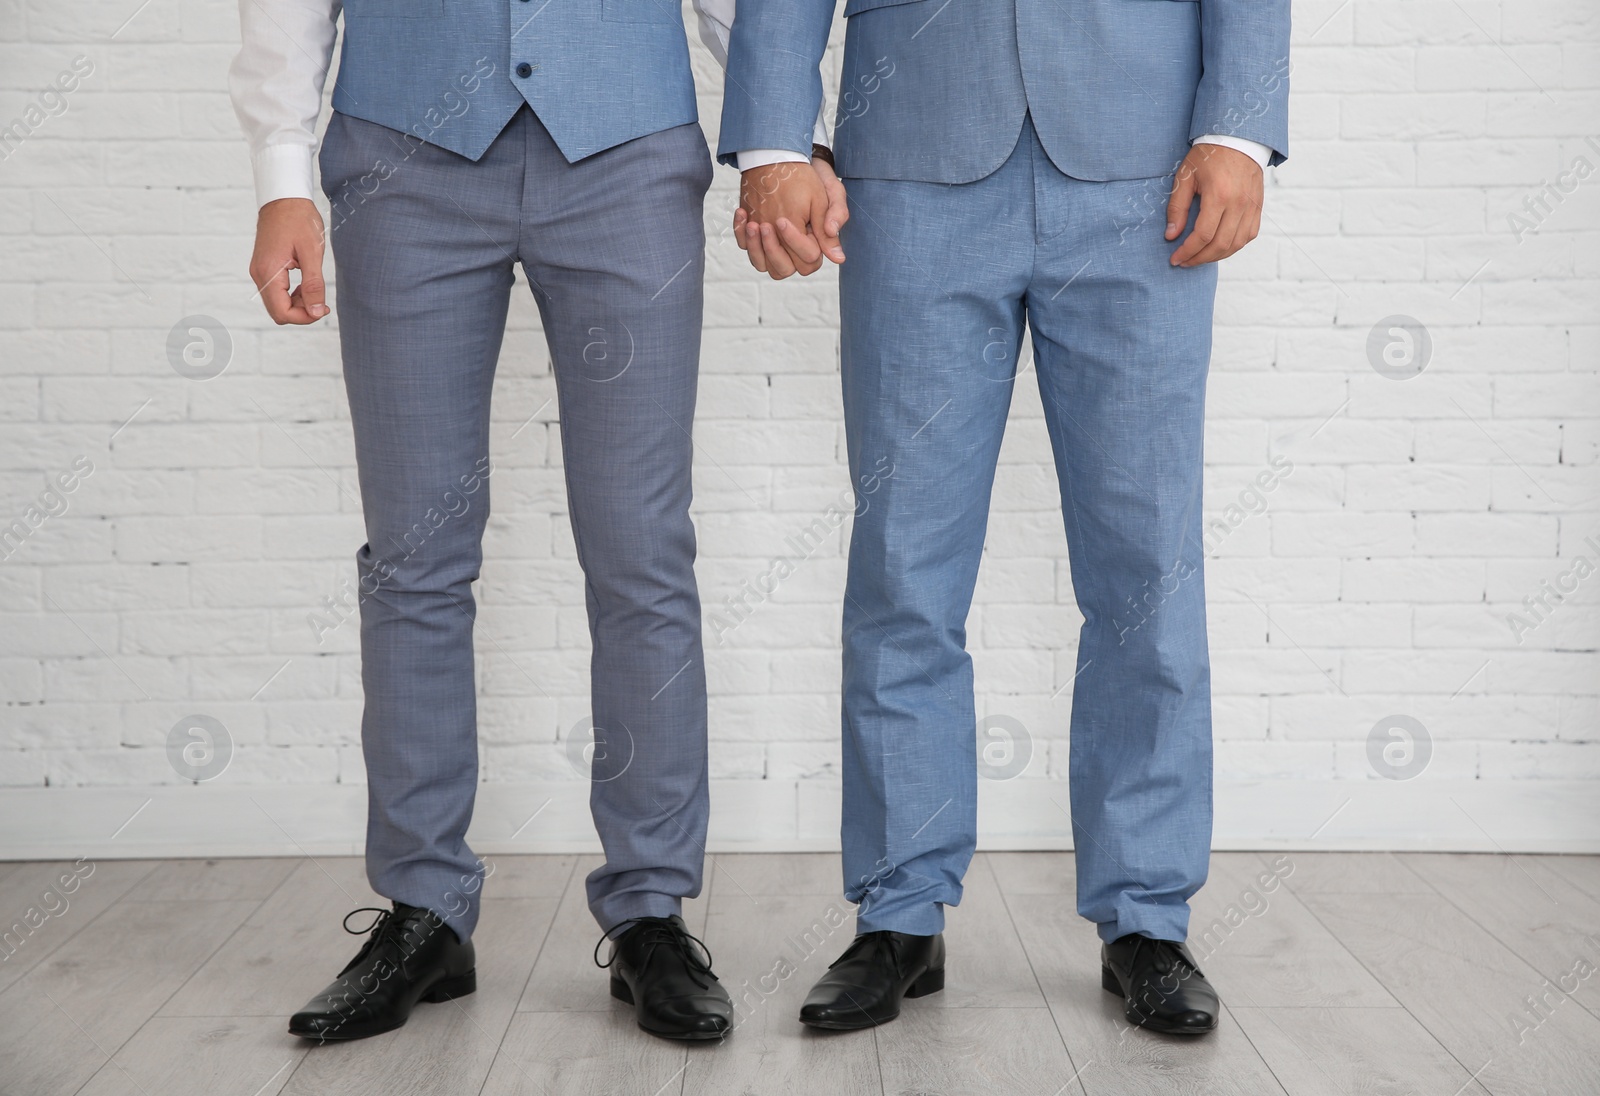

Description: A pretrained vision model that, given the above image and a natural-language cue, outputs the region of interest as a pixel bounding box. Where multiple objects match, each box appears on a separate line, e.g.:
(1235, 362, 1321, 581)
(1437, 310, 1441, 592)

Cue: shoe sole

(1100, 964, 1216, 1036)
(289, 969, 477, 1042)
(609, 976, 731, 1042)
(797, 967, 945, 1032)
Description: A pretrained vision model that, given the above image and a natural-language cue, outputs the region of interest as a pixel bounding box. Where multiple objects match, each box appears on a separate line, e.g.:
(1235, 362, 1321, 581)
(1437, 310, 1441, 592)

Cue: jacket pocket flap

(843, 0, 927, 17)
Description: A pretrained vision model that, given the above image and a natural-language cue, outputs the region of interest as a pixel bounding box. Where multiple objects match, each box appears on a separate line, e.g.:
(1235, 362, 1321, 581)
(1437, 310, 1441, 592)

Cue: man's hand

(1165, 144, 1263, 268)
(250, 197, 329, 324)
(736, 158, 848, 280)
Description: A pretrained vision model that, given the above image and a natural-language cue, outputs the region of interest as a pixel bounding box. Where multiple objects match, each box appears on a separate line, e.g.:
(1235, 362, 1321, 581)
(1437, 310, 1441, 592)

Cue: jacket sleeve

(1189, 0, 1291, 167)
(715, 0, 838, 167)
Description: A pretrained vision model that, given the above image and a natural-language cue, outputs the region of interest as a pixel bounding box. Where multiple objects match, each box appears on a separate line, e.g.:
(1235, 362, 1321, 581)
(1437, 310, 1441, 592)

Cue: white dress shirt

(228, 0, 1269, 208)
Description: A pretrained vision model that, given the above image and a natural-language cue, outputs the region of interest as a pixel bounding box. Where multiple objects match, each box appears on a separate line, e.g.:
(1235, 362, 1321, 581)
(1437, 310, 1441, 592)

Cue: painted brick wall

(0, 0, 1595, 793)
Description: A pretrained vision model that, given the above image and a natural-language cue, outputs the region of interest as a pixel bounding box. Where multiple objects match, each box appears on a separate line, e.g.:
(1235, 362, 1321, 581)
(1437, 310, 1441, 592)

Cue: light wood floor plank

(1400, 853, 1600, 1016)
(876, 1008, 1084, 1096)
(0, 859, 159, 994)
(514, 855, 622, 1015)
(711, 852, 842, 896)
(1539, 854, 1600, 904)
(988, 851, 1076, 896)
(278, 897, 557, 1096)
(159, 856, 383, 1018)
(1231, 1007, 1492, 1096)
(74, 1016, 304, 1096)
(121, 857, 299, 903)
(1007, 892, 1288, 1095)
(482, 854, 579, 899)
(1269, 851, 1436, 895)
(480, 1010, 689, 1096)
(0, 898, 257, 1096)
(1302, 891, 1600, 1096)
(1195, 853, 1399, 1009)
(936, 854, 1051, 1009)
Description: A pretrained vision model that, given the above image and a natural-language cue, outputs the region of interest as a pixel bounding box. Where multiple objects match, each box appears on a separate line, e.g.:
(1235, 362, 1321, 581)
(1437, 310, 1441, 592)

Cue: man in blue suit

(719, 0, 1289, 1034)
(230, 0, 841, 1043)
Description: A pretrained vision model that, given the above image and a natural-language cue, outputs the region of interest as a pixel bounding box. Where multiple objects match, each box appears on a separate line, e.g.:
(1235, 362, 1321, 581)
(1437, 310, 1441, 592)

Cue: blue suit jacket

(333, 0, 699, 163)
(718, 0, 1289, 183)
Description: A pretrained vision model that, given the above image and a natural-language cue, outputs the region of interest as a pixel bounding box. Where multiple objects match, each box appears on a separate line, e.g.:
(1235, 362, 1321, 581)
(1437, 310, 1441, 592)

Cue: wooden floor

(2, 852, 1598, 1096)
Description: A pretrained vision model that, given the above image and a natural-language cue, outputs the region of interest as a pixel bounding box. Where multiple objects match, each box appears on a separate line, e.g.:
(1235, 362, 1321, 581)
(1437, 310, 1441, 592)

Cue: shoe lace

(1130, 935, 1204, 982)
(338, 905, 418, 977)
(829, 931, 903, 979)
(593, 917, 718, 991)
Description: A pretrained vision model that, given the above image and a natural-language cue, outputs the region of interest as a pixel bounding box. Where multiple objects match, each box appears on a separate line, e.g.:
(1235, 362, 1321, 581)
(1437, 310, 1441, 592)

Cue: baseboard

(1, 778, 1597, 860)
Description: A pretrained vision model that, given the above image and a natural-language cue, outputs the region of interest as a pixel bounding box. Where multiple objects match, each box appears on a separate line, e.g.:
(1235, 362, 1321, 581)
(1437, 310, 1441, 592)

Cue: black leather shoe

(1101, 933, 1218, 1035)
(798, 931, 944, 1030)
(597, 915, 733, 1041)
(288, 902, 476, 1042)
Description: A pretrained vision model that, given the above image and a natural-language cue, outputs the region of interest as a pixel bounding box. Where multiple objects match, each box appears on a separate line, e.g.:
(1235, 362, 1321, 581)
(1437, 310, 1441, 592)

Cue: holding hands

(736, 157, 849, 279)
(735, 141, 1262, 281)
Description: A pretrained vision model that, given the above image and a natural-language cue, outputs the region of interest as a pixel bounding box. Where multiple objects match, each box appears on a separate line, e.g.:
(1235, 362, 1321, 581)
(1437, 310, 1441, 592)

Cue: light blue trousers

(838, 116, 1218, 945)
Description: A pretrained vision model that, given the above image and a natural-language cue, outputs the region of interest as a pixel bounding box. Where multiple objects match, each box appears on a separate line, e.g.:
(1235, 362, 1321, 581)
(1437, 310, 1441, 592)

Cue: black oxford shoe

(289, 902, 476, 1043)
(798, 931, 945, 1030)
(597, 915, 733, 1041)
(1101, 933, 1218, 1035)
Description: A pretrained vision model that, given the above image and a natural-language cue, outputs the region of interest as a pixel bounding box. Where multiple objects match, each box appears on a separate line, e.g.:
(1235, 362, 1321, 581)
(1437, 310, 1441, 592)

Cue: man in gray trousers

(230, 0, 840, 1043)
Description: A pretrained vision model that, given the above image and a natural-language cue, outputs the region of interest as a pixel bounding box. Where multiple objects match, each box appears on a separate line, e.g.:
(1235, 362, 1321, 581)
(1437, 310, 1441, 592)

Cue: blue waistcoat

(331, 0, 699, 162)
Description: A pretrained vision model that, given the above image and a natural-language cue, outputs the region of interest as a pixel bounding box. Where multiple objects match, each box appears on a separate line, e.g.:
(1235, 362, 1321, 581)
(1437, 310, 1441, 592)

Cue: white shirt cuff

(253, 143, 318, 208)
(1192, 134, 1272, 170)
(735, 148, 812, 171)
(733, 106, 831, 172)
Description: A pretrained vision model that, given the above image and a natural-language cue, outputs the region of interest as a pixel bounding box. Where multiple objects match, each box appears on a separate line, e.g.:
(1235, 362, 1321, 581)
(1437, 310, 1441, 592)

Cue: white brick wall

(1, 1, 1596, 797)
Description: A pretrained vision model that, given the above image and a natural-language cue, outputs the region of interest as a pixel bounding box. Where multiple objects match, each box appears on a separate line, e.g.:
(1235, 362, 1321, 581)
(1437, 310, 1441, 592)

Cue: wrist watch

(811, 143, 835, 168)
